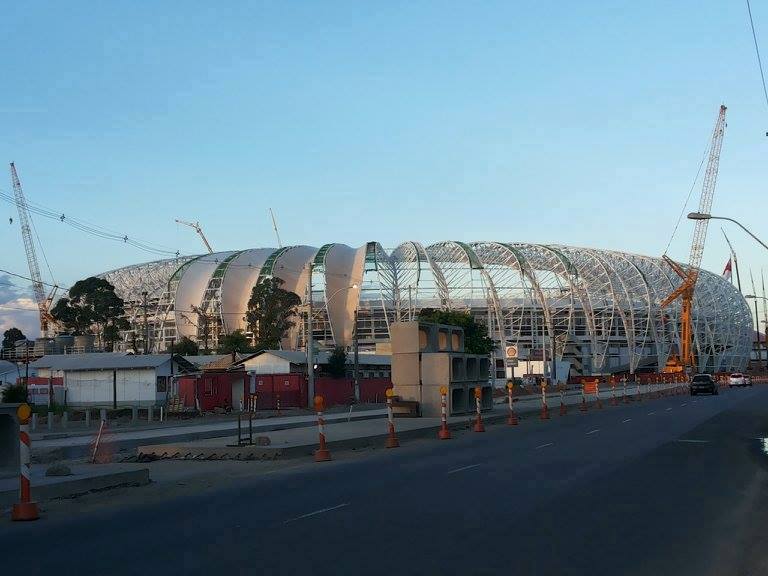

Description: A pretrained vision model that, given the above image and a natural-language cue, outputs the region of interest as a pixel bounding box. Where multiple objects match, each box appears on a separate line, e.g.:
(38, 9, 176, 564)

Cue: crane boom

(269, 208, 283, 248)
(10, 163, 55, 334)
(175, 219, 213, 253)
(660, 105, 727, 372)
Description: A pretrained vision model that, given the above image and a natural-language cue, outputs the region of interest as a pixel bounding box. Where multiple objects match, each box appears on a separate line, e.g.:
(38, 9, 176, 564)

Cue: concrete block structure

(391, 321, 492, 417)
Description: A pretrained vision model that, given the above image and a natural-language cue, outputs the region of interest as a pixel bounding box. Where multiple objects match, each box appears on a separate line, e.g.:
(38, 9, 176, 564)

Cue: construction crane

(9, 163, 58, 335)
(175, 219, 213, 253)
(269, 208, 283, 248)
(660, 105, 727, 372)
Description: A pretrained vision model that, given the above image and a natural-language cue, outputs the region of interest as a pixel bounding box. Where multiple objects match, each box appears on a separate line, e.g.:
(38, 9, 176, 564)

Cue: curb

(0, 468, 150, 509)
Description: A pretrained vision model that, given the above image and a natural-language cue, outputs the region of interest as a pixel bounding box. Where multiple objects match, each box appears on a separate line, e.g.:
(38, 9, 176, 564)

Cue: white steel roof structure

(98, 242, 752, 374)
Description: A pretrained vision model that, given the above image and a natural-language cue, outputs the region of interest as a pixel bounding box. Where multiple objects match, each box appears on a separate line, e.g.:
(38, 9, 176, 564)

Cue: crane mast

(661, 105, 727, 372)
(10, 163, 55, 335)
(175, 219, 214, 254)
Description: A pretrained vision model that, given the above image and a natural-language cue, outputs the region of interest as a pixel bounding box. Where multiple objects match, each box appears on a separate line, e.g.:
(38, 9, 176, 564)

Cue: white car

(729, 373, 751, 387)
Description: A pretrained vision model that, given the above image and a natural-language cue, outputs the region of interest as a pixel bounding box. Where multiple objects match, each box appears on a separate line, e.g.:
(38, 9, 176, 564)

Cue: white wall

(64, 368, 158, 407)
(241, 354, 292, 374)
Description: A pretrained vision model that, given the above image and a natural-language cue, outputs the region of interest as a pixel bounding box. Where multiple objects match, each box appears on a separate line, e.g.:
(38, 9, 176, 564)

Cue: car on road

(728, 373, 751, 387)
(690, 373, 718, 396)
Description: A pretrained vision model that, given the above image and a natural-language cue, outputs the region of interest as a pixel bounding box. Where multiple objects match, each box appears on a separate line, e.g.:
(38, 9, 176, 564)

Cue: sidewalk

(32, 407, 388, 461)
(137, 383, 682, 461)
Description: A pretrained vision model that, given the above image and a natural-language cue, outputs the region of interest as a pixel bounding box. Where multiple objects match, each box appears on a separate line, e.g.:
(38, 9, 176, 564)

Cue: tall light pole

(688, 213, 768, 251)
(745, 294, 767, 370)
(305, 265, 358, 408)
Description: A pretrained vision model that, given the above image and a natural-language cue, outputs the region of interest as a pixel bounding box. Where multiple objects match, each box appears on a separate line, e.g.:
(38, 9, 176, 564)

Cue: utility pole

(142, 291, 149, 354)
(353, 308, 360, 402)
(306, 262, 315, 409)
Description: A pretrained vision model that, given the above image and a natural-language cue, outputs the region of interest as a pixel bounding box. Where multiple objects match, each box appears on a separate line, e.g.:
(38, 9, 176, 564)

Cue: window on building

(156, 376, 167, 393)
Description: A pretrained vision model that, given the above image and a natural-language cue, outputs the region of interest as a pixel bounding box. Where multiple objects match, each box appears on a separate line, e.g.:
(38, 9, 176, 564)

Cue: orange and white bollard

(622, 376, 629, 404)
(506, 383, 518, 426)
(579, 383, 588, 412)
(385, 388, 400, 448)
(313, 396, 332, 462)
(12, 404, 39, 522)
(473, 387, 485, 432)
(438, 386, 452, 439)
(610, 379, 618, 406)
(540, 379, 550, 420)
(276, 393, 281, 416)
(595, 380, 603, 409)
(559, 387, 567, 416)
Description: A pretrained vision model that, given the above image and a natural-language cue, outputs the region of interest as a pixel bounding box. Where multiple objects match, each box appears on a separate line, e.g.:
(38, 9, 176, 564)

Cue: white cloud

(0, 276, 39, 339)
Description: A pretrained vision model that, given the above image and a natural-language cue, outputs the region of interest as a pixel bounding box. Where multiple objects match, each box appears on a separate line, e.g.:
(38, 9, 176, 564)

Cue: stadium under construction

(98, 241, 753, 377)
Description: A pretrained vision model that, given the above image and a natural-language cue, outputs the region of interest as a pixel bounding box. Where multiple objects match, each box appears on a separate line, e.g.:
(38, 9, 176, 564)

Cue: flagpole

(722, 228, 742, 292)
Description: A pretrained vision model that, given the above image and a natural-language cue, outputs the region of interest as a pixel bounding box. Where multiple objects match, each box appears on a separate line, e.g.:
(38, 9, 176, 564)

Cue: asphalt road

(4, 385, 768, 576)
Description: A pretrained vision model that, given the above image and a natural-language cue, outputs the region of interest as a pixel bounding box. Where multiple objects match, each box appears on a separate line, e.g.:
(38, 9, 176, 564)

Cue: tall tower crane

(10, 163, 57, 335)
(175, 219, 214, 253)
(660, 105, 727, 372)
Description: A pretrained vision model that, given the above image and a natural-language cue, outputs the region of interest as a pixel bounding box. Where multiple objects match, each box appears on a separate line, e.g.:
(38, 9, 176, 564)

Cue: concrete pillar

(132, 406, 138, 424)
(147, 406, 153, 422)
(31, 413, 38, 432)
(47, 412, 54, 431)
(99, 408, 107, 423)
(85, 409, 91, 428)
(62, 411, 68, 429)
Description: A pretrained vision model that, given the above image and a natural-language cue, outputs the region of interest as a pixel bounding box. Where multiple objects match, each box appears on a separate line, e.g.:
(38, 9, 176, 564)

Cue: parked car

(690, 374, 718, 396)
(729, 373, 751, 387)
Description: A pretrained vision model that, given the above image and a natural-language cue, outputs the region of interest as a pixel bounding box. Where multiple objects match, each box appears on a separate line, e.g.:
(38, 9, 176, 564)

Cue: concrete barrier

(0, 404, 21, 480)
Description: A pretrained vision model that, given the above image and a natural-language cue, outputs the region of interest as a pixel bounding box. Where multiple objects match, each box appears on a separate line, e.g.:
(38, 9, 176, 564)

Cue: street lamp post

(745, 294, 767, 371)
(305, 269, 358, 408)
(687, 213, 768, 251)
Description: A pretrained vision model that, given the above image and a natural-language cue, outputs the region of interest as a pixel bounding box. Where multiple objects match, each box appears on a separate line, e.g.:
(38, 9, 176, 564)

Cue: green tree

(50, 277, 130, 350)
(218, 330, 253, 355)
(327, 346, 348, 378)
(1, 383, 27, 403)
(170, 337, 199, 356)
(246, 277, 301, 350)
(2, 327, 26, 350)
(417, 308, 496, 355)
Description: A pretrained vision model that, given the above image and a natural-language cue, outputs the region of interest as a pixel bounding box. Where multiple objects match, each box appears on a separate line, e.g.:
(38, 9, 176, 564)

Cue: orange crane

(660, 105, 727, 372)
(9, 163, 58, 335)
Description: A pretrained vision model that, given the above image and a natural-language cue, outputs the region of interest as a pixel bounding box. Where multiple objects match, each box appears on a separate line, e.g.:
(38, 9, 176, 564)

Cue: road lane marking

(447, 464, 481, 475)
(586, 429, 600, 435)
(535, 442, 554, 449)
(647, 411, 656, 415)
(283, 503, 350, 524)
(622, 418, 632, 423)
(675, 439, 709, 444)
(681, 403, 687, 407)
(666, 408, 672, 412)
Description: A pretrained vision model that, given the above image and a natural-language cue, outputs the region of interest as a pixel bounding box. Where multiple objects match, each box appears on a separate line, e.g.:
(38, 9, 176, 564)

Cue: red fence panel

(359, 378, 391, 403)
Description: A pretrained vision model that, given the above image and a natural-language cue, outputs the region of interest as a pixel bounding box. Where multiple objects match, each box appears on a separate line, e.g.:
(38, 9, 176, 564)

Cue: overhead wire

(746, 0, 768, 113)
(0, 186, 181, 257)
(663, 136, 711, 256)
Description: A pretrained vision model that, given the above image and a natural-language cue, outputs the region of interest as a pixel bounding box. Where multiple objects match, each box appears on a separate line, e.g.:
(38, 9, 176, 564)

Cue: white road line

(647, 411, 656, 415)
(681, 403, 687, 407)
(666, 407, 672, 412)
(586, 429, 600, 435)
(675, 439, 710, 444)
(535, 442, 554, 449)
(622, 418, 632, 423)
(283, 503, 351, 524)
(447, 463, 481, 475)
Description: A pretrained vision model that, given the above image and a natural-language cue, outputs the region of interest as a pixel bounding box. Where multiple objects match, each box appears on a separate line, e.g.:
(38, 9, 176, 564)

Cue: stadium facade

(100, 242, 753, 376)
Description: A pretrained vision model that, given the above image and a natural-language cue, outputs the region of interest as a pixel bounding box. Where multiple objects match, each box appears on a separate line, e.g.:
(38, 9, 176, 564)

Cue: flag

(722, 258, 732, 281)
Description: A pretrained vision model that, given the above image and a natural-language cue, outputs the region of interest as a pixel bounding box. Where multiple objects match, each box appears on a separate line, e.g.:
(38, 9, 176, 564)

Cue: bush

(1, 383, 28, 404)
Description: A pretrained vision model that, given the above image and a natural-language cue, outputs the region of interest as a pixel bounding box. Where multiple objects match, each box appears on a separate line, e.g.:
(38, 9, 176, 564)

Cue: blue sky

(1, 1, 767, 336)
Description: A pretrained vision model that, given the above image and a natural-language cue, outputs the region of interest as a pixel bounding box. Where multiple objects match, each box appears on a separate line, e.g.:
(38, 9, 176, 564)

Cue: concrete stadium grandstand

(98, 241, 753, 377)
